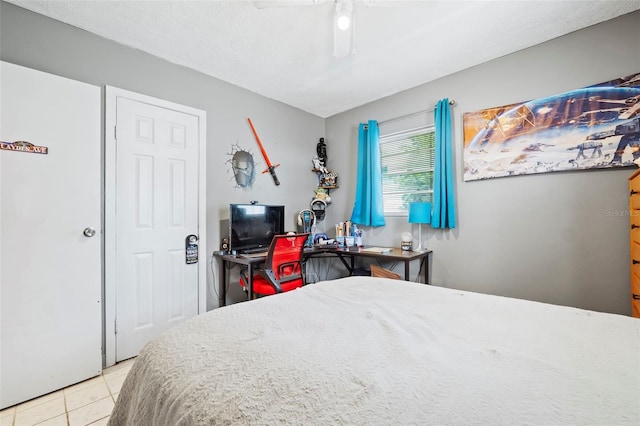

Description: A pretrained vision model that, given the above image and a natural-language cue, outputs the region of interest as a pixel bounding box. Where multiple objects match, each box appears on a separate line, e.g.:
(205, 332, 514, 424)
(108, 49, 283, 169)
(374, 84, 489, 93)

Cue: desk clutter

(334, 220, 363, 248)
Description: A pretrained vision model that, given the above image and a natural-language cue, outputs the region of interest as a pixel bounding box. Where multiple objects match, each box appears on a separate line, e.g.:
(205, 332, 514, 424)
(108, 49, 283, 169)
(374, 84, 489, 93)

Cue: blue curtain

(431, 99, 456, 229)
(350, 120, 385, 227)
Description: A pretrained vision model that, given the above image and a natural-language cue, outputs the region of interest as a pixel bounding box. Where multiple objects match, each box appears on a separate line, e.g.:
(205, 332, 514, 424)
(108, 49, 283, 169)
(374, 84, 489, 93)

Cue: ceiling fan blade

(361, 0, 434, 6)
(252, 0, 327, 9)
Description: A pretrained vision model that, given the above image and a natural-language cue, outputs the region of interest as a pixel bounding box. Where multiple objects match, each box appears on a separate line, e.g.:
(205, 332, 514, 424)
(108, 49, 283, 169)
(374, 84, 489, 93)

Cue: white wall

(324, 10, 640, 315)
(0, 1, 324, 308)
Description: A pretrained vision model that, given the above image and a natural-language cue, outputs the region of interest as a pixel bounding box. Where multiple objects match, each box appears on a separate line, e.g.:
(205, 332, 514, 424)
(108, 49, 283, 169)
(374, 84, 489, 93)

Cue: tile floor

(0, 358, 135, 426)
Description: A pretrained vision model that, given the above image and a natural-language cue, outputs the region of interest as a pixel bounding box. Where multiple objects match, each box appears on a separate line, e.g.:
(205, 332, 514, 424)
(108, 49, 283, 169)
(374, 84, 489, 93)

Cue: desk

(214, 247, 431, 307)
(304, 246, 430, 284)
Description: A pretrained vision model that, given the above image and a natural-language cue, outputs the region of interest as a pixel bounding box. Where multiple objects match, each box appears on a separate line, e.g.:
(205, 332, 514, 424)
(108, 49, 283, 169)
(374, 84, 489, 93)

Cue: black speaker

(220, 237, 229, 251)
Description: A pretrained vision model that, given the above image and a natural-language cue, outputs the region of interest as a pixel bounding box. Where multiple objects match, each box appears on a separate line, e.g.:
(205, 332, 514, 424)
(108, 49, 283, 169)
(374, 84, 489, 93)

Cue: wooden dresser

(628, 170, 640, 317)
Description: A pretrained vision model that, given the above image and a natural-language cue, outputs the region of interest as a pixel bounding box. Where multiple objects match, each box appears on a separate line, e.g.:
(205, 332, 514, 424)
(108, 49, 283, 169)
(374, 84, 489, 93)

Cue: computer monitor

(229, 204, 285, 253)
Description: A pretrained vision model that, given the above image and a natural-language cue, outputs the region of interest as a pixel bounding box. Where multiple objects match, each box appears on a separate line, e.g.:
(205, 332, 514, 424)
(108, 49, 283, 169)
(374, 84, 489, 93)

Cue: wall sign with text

(0, 141, 49, 154)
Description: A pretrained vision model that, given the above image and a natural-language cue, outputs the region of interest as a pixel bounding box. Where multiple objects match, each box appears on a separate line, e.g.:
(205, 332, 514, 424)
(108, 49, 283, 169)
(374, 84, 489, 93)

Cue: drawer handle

(633, 224, 639, 229)
(633, 260, 640, 265)
(632, 190, 639, 196)
(633, 294, 640, 300)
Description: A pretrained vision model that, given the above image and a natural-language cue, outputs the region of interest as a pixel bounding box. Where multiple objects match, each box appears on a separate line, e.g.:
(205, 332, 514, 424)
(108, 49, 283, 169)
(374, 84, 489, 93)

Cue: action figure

(316, 137, 327, 167)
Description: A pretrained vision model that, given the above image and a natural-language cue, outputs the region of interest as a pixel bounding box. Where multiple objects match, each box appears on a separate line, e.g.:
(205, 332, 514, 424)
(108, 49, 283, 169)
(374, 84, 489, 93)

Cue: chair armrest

(278, 274, 302, 284)
(262, 269, 283, 293)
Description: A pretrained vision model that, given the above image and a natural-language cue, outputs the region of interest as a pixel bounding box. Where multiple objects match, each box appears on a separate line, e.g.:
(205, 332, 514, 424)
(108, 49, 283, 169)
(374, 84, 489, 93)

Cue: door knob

(83, 227, 96, 237)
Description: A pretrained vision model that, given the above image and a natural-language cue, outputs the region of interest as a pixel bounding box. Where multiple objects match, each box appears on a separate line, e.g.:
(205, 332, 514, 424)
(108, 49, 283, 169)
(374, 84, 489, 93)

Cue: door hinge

(114, 125, 118, 140)
(114, 319, 118, 334)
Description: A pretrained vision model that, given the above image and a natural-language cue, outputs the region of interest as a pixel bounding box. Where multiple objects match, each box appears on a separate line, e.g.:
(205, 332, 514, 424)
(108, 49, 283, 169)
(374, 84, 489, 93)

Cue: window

(380, 126, 435, 215)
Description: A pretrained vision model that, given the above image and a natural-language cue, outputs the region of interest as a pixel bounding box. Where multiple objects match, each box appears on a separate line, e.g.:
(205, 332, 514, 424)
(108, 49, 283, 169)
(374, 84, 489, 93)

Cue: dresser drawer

(632, 275, 640, 318)
(630, 174, 640, 210)
(629, 171, 640, 318)
(631, 215, 640, 242)
(631, 241, 640, 270)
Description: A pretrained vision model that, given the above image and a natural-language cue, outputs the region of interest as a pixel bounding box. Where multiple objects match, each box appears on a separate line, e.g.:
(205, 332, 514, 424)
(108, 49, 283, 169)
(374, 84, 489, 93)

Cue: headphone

(297, 209, 316, 228)
(310, 198, 327, 220)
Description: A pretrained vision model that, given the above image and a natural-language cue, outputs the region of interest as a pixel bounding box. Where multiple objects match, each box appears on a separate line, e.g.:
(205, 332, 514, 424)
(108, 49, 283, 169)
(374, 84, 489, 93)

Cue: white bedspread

(109, 277, 640, 425)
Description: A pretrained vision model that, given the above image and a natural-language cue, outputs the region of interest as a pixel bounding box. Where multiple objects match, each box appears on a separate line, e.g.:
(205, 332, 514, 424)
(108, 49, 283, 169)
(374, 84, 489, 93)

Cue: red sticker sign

(0, 141, 49, 154)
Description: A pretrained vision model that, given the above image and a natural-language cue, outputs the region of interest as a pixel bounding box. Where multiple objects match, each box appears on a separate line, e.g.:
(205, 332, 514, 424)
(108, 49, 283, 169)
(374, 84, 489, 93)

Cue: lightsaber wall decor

(247, 117, 280, 186)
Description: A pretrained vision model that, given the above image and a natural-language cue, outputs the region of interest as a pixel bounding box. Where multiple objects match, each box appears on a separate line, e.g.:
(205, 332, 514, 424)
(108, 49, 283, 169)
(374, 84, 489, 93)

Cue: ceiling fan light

(335, 0, 353, 29)
(337, 15, 350, 30)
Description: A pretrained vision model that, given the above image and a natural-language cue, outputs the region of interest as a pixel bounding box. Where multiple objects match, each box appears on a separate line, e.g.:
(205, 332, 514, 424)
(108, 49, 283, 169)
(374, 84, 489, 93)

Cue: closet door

(0, 62, 101, 408)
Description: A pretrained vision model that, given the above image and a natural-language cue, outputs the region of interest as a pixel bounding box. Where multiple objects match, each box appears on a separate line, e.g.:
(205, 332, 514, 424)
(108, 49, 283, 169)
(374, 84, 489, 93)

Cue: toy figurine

(312, 155, 327, 173)
(314, 187, 331, 204)
(316, 137, 327, 166)
(320, 171, 338, 187)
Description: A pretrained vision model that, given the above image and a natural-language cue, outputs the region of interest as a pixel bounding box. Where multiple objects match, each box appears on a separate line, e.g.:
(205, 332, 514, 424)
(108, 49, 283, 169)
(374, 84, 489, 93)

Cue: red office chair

(239, 233, 309, 297)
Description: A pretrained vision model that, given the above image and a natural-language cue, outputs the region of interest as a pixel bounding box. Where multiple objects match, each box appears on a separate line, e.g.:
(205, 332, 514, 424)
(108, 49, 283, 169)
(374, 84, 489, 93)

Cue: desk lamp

(408, 202, 431, 252)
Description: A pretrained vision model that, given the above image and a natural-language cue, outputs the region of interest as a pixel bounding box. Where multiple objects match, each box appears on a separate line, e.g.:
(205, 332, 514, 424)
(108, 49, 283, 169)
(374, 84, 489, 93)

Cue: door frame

(104, 86, 207, 367)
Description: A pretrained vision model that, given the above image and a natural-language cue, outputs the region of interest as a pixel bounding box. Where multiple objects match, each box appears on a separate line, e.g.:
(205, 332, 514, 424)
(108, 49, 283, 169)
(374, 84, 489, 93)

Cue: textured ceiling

(7, 0, 640, 117)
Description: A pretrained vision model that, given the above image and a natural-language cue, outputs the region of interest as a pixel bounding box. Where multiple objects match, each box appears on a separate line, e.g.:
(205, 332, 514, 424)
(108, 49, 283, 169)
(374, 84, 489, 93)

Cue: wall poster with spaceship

(463, 72, 640, 181)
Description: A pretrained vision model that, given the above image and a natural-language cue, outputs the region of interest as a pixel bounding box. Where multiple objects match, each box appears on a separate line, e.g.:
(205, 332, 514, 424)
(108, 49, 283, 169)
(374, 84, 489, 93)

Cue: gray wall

(0, 1, 325, 308)
(325, 10, 640, 315)
(2, 1, 638, 315)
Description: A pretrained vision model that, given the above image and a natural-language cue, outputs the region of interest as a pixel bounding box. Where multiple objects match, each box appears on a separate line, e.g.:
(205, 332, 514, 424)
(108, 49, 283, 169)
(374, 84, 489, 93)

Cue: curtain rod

(378, 99, 456, 126)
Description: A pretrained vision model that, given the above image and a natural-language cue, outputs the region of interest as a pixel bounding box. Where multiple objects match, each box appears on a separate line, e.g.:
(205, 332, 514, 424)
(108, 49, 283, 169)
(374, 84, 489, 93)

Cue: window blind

(380, 126, 435, 215)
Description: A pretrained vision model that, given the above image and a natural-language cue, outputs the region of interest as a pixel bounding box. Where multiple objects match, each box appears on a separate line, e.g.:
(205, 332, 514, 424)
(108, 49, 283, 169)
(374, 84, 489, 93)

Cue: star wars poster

(463, 72, 640, 181)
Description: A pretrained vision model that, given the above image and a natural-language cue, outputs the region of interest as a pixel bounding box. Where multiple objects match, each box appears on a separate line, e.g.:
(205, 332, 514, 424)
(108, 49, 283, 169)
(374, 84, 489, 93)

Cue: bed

(108, 277, 640, 425)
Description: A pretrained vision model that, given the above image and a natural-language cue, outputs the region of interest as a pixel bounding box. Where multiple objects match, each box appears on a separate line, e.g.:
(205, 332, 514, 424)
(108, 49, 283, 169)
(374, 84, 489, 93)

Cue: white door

(0, 62, 101, 409)
(105, 88, 206, 364)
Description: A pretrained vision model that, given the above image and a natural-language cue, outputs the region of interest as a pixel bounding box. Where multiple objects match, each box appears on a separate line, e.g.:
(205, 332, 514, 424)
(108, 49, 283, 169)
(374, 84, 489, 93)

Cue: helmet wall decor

(226, 143, 256, 189)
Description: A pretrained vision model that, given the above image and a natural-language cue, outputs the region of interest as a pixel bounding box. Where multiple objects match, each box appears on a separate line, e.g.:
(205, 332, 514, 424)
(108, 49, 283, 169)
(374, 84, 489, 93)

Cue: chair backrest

(264, 233, 309, 283)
